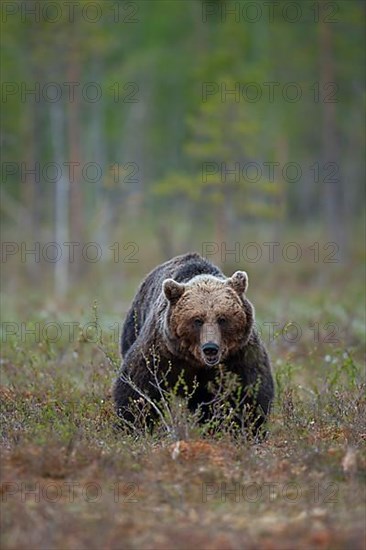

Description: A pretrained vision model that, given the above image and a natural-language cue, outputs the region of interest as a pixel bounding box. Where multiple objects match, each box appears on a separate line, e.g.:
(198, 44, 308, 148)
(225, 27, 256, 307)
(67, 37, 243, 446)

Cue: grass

(1, 250, 365, 550)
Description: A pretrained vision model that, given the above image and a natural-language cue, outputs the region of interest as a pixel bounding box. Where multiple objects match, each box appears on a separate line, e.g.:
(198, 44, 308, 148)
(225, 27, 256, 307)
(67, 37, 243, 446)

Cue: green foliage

(1, 0, 364, 238)
(1, 280, 366, 548)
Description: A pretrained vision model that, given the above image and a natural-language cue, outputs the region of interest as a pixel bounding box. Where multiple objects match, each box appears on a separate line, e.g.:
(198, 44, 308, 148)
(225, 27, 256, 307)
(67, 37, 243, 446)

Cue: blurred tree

(319, 6, 345, 257)
(1, 0, 364, 288)
(67, 25, 84, 273)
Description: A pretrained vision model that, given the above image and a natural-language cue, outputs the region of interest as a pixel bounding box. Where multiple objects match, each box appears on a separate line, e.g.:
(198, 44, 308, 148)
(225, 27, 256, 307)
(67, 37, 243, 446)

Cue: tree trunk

(214, 197, 227, 269)
(319, 11, 346, 259)
(274, 134, 288, 244)
(50, 100, 69, 298)
(22, 28, 42, 282)
(67, 35, 84, 278)
(89, 58, 108, 252)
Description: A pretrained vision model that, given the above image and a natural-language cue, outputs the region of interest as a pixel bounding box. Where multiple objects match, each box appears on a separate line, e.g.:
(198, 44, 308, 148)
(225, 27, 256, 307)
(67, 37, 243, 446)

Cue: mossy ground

(1, 256, 365, 550)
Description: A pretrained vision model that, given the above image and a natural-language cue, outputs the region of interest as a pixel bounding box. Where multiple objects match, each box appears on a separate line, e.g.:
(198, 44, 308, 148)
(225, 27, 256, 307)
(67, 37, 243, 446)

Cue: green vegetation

(1, 0, 365, 295)
(1, 256, 365, 548)
(1, 1, 365, 548)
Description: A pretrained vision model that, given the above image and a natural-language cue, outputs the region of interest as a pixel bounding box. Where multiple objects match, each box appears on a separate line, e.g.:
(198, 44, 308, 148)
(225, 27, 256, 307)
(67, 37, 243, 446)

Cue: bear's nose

(202, 342, 219, 357)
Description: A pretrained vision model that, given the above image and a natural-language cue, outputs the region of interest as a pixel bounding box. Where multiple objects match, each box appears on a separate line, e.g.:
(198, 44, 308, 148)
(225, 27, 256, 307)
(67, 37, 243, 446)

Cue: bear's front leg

(228, 343, 274, 439)
(113, 341, 166, 431)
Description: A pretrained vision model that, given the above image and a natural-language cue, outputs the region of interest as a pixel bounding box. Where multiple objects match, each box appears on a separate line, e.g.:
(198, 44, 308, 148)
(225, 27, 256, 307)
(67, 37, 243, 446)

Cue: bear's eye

(193, 318, 204, 328)
(217, 316, 228, 326)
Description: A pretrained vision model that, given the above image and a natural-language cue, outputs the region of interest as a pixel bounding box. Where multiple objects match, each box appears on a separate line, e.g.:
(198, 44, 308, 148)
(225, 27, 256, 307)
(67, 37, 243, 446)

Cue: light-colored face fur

(162, 272, 253, 367)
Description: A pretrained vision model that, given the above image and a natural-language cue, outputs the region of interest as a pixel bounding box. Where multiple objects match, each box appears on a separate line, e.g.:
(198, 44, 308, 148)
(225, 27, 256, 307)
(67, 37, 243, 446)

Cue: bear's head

(162, 272, 254, 367)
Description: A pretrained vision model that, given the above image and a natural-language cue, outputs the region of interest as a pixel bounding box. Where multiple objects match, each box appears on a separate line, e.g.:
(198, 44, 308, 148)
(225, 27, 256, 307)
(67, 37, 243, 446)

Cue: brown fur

(114, 253, 274, 437)
(164, 274, 253, 367)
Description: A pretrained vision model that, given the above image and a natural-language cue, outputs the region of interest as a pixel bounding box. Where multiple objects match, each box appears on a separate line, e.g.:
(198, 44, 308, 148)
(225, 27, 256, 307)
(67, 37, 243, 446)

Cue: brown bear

(114, 252, 274, 437)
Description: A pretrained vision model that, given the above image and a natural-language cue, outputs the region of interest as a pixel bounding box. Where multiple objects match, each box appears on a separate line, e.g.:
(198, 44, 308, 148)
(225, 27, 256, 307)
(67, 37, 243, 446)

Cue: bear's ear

(162, 279, 185, 304)
(227, 271, 248, 296)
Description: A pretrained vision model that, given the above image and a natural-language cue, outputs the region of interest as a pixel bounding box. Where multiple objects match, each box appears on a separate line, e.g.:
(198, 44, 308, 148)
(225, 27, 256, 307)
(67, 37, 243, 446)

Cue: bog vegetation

(1, 1, 365, 548)
(1, 251, 365, 549)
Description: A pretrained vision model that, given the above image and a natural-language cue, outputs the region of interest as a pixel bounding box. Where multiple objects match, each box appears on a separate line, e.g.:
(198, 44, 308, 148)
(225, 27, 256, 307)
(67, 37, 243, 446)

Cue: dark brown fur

(114, 252, 274, 437)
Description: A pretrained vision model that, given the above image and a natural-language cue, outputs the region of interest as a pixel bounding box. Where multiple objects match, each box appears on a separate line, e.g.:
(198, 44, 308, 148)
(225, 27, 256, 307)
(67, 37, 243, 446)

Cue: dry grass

(1, 338, 365, 550)
(1, 260, 365, 549)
